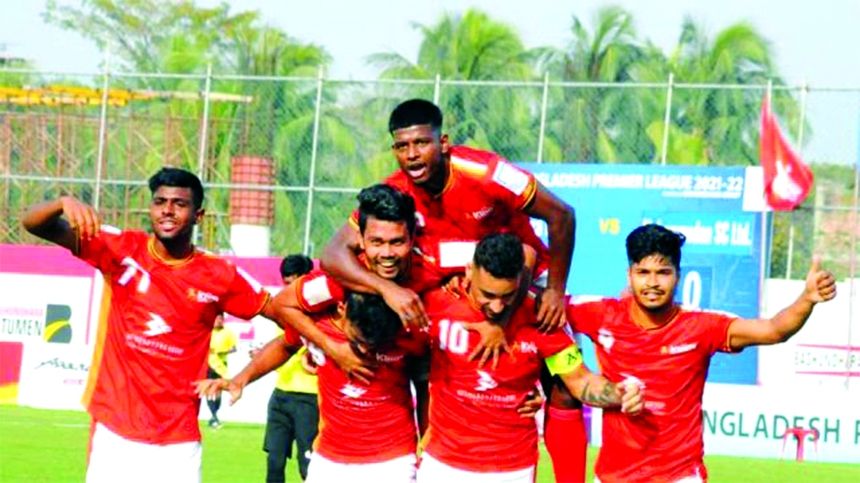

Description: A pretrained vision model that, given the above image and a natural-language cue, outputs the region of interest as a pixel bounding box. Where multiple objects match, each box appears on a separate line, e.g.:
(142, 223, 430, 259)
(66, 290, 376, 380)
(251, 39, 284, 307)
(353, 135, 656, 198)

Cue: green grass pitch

(1, 405, 857, 482)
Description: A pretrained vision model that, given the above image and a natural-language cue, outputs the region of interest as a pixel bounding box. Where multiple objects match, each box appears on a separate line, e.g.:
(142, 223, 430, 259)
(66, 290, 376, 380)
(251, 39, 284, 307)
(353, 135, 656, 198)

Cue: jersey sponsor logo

(597, 328, 615, 352)
(187, 288, 219, 304)
(517, 341, 538, 354)
(661, 342, 698, 355)
(302, 276, 333, 307)
(475, 370, 498, 392)
(375, 352, 404, 363)
(471, 205, 494, 220)
(340, 383, 367, 399)
(492, 161, 530, 196)
(142, 312, 172, 337)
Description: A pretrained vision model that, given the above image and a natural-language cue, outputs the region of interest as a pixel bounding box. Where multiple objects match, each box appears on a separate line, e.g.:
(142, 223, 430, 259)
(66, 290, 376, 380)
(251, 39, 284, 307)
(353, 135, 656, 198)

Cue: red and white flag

(759, 96, 814, 210)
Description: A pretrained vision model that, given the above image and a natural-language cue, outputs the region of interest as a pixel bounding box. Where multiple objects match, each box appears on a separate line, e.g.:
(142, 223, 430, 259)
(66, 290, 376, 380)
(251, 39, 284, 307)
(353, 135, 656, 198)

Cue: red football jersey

(304, 311, 426, 463)
(351, 145, 549, 274)
(567, 297, 737, 483)
(422, 288, 575, 472)
(79, 229, 269, 444)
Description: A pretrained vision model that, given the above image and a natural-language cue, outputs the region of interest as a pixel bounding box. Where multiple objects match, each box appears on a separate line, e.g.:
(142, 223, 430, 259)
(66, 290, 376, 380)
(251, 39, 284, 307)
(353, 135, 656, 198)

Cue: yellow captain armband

(544, 344, 583, 376)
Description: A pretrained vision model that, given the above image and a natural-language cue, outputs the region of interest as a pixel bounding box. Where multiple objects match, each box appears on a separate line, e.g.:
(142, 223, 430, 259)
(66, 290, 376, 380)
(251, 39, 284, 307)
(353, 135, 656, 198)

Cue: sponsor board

(18, 343, 93, 410)
(702, 383, 860, 463)
(0, 273, 93, 345)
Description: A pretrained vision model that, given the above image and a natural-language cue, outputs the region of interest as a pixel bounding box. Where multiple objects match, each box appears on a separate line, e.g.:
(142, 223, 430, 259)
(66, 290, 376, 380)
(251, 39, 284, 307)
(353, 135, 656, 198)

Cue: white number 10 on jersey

(438, 319, 470, 355)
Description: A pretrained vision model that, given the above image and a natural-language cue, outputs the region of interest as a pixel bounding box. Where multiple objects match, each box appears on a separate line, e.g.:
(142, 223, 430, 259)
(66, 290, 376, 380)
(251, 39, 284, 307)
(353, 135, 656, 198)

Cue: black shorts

(263, 390, 319, 466)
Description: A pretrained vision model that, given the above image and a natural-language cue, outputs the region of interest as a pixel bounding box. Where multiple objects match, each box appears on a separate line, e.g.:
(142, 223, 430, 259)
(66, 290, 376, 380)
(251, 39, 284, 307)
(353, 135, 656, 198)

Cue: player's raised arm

(727, 256, 837, 352)
(262, 284, 377, 383)
(522, 184, 575, 330)
(22, 195, 101, 251)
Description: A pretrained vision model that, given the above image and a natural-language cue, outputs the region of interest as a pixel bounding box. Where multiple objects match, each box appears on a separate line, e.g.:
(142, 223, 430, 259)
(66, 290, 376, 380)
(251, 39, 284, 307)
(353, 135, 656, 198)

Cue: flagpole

(759, 80, 774, 317)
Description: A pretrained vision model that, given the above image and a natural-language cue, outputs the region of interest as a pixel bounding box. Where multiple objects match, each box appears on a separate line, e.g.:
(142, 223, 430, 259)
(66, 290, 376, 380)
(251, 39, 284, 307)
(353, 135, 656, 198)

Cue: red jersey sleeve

(77, 225, 129, 275)
(697, 310, 739, 354)
(281, 324, 303, 347)
(219, 264, 270, 320)
(294, 271, 346, 313)
(535, 326, 577, 360)
(451, 146, 538, 211)
(566, 299, 611, 338)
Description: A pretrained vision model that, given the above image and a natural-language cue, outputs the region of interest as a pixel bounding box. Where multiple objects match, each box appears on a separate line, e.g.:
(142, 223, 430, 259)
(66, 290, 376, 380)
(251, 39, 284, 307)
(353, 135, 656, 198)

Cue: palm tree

(656, 18, 804, 166)
(367, 9, 540, 160)
(534, 6, 651, 163)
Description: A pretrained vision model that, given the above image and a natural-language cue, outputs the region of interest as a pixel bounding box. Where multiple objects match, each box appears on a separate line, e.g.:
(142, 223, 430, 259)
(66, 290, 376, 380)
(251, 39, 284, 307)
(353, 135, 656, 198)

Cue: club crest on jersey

(597, 328, 615, 352)
(475, 370, 498, 392)
(187, 288, 219, 304)
(340, 383, 367, 399)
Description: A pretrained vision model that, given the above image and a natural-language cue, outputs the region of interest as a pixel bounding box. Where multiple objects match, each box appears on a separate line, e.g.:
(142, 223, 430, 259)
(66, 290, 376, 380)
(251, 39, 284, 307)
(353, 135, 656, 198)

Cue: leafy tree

(533, 6, 651, 163)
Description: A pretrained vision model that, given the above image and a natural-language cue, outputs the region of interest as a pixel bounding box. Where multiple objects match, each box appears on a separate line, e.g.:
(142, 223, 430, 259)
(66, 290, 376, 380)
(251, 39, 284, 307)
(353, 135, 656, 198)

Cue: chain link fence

(1, 67, 857, 283)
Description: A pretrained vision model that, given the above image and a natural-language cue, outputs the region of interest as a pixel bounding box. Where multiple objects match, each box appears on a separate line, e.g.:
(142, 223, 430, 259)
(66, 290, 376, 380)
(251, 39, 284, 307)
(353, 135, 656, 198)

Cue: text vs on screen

(599, 218, 620, 235)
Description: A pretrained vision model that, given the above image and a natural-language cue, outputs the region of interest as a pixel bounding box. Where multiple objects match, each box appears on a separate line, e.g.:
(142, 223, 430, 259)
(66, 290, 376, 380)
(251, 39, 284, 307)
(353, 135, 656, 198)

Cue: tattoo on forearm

(579, 381, 622, 408)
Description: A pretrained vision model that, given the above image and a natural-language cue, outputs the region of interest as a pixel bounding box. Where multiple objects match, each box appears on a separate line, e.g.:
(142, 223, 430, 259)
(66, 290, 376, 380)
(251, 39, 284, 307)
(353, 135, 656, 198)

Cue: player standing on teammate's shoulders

(567, 224, 837, 483)
(321, 98, 575, 331)
(21, 167, 301, 483)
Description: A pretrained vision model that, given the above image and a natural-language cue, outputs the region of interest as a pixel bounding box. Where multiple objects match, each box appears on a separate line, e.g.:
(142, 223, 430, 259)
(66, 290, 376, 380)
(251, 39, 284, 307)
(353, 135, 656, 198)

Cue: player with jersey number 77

(21, 167, 321, 483)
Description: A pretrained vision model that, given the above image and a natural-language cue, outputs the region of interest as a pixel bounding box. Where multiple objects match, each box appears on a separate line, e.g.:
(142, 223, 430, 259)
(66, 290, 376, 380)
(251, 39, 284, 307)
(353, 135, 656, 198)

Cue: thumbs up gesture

(804, 256, 837, 304)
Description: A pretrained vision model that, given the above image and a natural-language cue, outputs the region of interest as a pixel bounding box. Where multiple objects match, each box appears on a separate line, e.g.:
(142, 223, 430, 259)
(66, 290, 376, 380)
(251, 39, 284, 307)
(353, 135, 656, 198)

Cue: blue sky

(2, 0, 859, 164)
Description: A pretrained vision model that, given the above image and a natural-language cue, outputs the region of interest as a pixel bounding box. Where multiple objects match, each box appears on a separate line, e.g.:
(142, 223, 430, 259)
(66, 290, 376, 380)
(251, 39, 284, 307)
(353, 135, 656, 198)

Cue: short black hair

(357, 184, 416, 236)
(280, 254, 313, 279)
(473, 233, 524, 280)
(389, 99, 443, 134)
(346, 292, 402, 349)
(148, 167, 204, 209)
(626, 224, 686, 269)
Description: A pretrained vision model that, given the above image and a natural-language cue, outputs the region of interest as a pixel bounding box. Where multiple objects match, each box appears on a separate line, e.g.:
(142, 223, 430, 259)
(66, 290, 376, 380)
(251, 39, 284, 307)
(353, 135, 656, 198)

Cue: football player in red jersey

(24, 168, 297, 483)
(198, 291, 425, 483)
(321, 99, 575, 330)
(567, 224, 837, 483)
(419, 233, 642, 483)
(320, 99, 584, 481)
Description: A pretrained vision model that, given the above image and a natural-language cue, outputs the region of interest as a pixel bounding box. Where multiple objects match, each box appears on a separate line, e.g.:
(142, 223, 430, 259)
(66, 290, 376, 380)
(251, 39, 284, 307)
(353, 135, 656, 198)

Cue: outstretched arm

(261, 286, 376, 383)
(22, 196, 100, 250)
(320, 224, 427, 327)
(545, 344, 642, 413)
(728, 256, 837, 352)
(523, 184, 575, 330)
(194, 335, 298, 405)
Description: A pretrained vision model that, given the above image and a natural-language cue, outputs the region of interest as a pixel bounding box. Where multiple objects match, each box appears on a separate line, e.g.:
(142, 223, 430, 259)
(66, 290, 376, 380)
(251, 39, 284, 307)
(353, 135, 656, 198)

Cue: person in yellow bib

(207, 313, 237, 429)
(263, 255, 318, 482)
